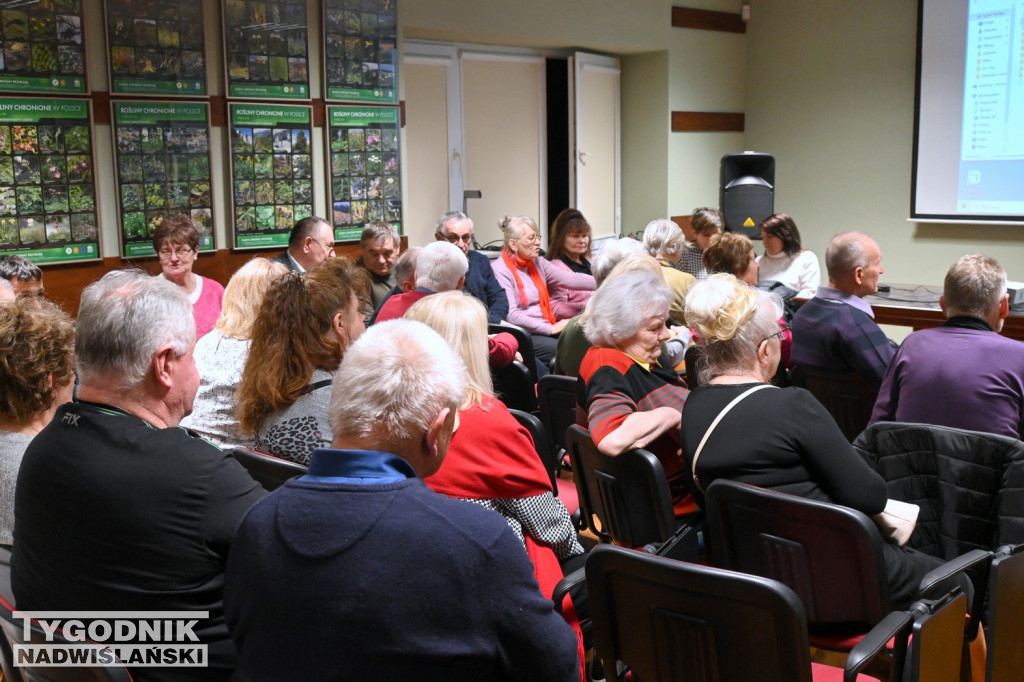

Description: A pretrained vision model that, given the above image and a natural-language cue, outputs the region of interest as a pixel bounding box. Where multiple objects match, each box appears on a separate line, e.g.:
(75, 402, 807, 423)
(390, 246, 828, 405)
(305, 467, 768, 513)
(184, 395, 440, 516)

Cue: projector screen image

(913, 0, 1024, 223)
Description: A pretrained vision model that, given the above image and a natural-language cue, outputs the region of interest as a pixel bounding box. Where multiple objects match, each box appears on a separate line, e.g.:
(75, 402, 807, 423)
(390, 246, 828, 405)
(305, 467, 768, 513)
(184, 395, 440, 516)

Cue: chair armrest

(552, 565, 586, 616)
(918, 549, 992, 640)
(844, 610, 913, 682)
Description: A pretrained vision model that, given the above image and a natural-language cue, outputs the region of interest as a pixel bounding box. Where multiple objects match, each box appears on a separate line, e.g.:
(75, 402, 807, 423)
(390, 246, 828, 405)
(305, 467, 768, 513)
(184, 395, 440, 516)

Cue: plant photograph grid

(231, 123, 314, 234)
(0, 0, 85, 86)
(323, 0, 396, 99)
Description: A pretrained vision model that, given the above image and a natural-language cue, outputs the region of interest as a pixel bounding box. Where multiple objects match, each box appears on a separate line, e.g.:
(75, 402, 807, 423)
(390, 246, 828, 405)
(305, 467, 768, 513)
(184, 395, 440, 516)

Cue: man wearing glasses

(273, 216, 337, 273)
(435, 211, 508, 324)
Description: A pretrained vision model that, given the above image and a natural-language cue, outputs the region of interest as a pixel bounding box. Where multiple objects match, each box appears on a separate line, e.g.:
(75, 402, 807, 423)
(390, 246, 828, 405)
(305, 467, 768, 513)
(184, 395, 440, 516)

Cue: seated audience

(680, 274, 965, 609)
(0, 299, 74, 552)
(0, 254, 44, 299)
(236, 258, 369, 465)
(368, 246, 420, 324)
(756, 213, 821, 298)
(790, 231, 894, 384)
(12, 270, 265, 681)
(871, 254, 1024, 438)
(493, 214, 596, 364)
(224, 319, 580, 681)
(555, 237, 645, 376)
(271, 216, 336, 273)
(435, 210, 509, 323)
(547, 209, 595, 316)
(374, 241, 467, 322)
(356, 221, 399, 320)
(181, 257, 288, 447)
(154, 214, 224, 339)
(704, 232, 792, 368)
(677, 207, 723, 280)
(406, 292, 585, 575)
(643, 218, 697, 323)
(577, 270, 694, 516)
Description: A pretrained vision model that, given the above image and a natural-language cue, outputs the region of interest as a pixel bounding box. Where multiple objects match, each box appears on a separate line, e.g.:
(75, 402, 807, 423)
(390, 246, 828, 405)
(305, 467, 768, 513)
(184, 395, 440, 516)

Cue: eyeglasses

(760, 323, 789, 345)
(515, 233, 541, 244)
(444, 232, 474, 245)
(312, 238, 336, 254)
(158, 246, 194, 260)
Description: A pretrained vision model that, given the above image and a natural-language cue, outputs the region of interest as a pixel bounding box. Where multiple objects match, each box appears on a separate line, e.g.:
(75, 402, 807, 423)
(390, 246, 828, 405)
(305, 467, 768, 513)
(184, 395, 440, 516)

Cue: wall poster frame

(0, 0, 89, 95)
(111, 100, 215, 258)
(322, 0, 397, 104)
(222, 0, 311, 100)
(0, 98, 100, 264)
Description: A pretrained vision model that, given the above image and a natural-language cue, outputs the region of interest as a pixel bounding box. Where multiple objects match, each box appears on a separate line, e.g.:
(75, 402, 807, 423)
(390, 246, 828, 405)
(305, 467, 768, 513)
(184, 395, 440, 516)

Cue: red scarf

(502, 249, 556, 324)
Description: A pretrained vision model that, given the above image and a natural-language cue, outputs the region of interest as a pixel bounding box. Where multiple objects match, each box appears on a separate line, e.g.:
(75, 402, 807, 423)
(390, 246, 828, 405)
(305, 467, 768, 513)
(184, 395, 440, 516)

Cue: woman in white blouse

(756, 213, 821, 299)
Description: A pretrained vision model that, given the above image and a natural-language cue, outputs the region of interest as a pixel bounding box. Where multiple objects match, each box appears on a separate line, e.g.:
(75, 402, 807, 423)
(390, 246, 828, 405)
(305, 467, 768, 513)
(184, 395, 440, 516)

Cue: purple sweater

(492, 255, 595, 335)
(870, 318, 1024, 438)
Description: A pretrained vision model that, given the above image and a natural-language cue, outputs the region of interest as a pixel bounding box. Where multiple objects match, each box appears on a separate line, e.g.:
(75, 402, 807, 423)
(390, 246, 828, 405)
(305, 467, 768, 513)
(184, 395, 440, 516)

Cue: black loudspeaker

(720, 152, 775, 238)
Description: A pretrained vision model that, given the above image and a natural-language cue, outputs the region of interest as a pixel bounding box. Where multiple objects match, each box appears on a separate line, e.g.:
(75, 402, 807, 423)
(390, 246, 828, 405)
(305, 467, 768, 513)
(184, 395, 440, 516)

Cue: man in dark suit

(435, 211, 508, 323)
(272, 216, 336, 273)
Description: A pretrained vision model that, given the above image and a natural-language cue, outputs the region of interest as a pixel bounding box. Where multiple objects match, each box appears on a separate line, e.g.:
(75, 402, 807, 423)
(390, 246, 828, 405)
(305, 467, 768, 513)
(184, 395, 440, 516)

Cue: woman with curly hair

(236, 257, 369, 464)
(0, 298, 75, 550)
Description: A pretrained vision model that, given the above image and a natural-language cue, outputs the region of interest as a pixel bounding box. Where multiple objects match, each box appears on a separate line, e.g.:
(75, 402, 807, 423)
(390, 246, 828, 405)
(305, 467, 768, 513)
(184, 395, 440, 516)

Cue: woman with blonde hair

(680, 273, 964, 609)
(236, 257, 369, 464)
(181, 257, 288, 447)
(405, 291, 586, 598)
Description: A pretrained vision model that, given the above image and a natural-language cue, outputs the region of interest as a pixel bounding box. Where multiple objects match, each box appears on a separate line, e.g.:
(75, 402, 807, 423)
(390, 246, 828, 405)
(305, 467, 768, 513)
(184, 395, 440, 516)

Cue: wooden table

(862, 284, 1024, 342)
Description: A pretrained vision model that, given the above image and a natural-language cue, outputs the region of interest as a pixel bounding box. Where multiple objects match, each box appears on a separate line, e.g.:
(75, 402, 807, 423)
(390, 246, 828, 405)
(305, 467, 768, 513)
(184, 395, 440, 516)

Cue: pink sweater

(192, 276, 225, 339)
(492, 255, 596, 335)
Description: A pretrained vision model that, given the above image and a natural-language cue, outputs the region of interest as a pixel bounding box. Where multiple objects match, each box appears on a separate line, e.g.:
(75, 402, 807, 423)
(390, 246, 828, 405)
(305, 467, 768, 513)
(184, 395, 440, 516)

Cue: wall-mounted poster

(326, 105, 401, 241)
(111, 101, 214, 258)
(103, 0, 206, 96)
(228, 103, 314, 249)
(0, 0, 88, 95)
(323, 0, 396, 104)
(0, 98, 99, 264)
(223, 0, 310, 100)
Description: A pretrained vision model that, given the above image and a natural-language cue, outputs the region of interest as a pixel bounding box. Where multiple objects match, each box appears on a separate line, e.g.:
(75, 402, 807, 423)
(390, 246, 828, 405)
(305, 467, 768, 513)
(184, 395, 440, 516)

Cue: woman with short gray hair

(492, 214, 595, 364)
(643, 219, 696, 324)
(577, 270, 695, 517)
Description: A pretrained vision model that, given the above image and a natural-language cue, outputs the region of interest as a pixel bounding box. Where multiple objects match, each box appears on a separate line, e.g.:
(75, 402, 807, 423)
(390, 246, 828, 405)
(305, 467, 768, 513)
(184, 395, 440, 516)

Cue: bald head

(825, 231, 884, 297)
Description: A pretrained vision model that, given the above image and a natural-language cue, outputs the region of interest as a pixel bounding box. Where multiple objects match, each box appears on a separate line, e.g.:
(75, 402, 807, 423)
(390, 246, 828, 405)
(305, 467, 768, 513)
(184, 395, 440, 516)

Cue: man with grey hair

(791, 230, 895, 384)
(272, 215, 336, 273)
(368, 245, 421, 324)
(435, 210, 508, 323)
(373, 241, 468, 323)
(12, 269, 265, 681)
(223, 319, 579, 681)
(357, 221, 400, 320)
(871, 254, 1024, 437)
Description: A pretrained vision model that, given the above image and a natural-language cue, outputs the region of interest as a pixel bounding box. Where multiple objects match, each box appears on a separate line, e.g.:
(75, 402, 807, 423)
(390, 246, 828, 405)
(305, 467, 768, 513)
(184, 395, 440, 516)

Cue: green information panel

(325, 105, 401, 241)
(111, 101, 214, 258)
(0, 98, 99, 264)
(104, 0, 206, 96)
(323, 0, 396, 104)
(228, 103, 314, 249)
(0, 0, 88, 95)
(223, 0, 311, 100)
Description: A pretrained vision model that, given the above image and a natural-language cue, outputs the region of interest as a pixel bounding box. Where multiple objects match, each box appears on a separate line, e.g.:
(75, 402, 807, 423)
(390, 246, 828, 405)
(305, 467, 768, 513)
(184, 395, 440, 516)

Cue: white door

(571, 52, 621, 238)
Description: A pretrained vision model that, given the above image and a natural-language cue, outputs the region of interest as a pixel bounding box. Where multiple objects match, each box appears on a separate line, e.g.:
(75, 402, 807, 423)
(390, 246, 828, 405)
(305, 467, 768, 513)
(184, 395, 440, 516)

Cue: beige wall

(744, 0, 1024, 283)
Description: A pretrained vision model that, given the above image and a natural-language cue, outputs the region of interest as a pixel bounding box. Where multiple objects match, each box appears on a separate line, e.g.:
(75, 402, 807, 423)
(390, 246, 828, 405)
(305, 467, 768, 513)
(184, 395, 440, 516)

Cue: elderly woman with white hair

(577, 270, 695, 517)
(492, 215, 596, 364)
(680, 274, 967, 609)
(643, 219, 696, 324)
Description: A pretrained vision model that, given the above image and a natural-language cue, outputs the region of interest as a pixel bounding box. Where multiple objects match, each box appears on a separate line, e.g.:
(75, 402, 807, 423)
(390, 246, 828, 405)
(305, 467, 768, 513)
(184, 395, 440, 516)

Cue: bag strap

(299, 378, 333, 396)
(691, 384, 774, 493)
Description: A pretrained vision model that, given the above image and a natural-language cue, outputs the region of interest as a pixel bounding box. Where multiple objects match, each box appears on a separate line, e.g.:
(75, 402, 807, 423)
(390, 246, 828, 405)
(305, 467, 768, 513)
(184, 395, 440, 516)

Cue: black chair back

(488, 322, 538, 383)
(587, 544, 815, 682)
(508, 409, 557, 492)
(230, 447, 307, 491)
(0, 596, 132, 682)
(987, 544, 1024, 681)
(790, 366, 879, 441)
(565, 425, 676, 549)
(536, 374, 577, 460)
(704, 479, 890, 630)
